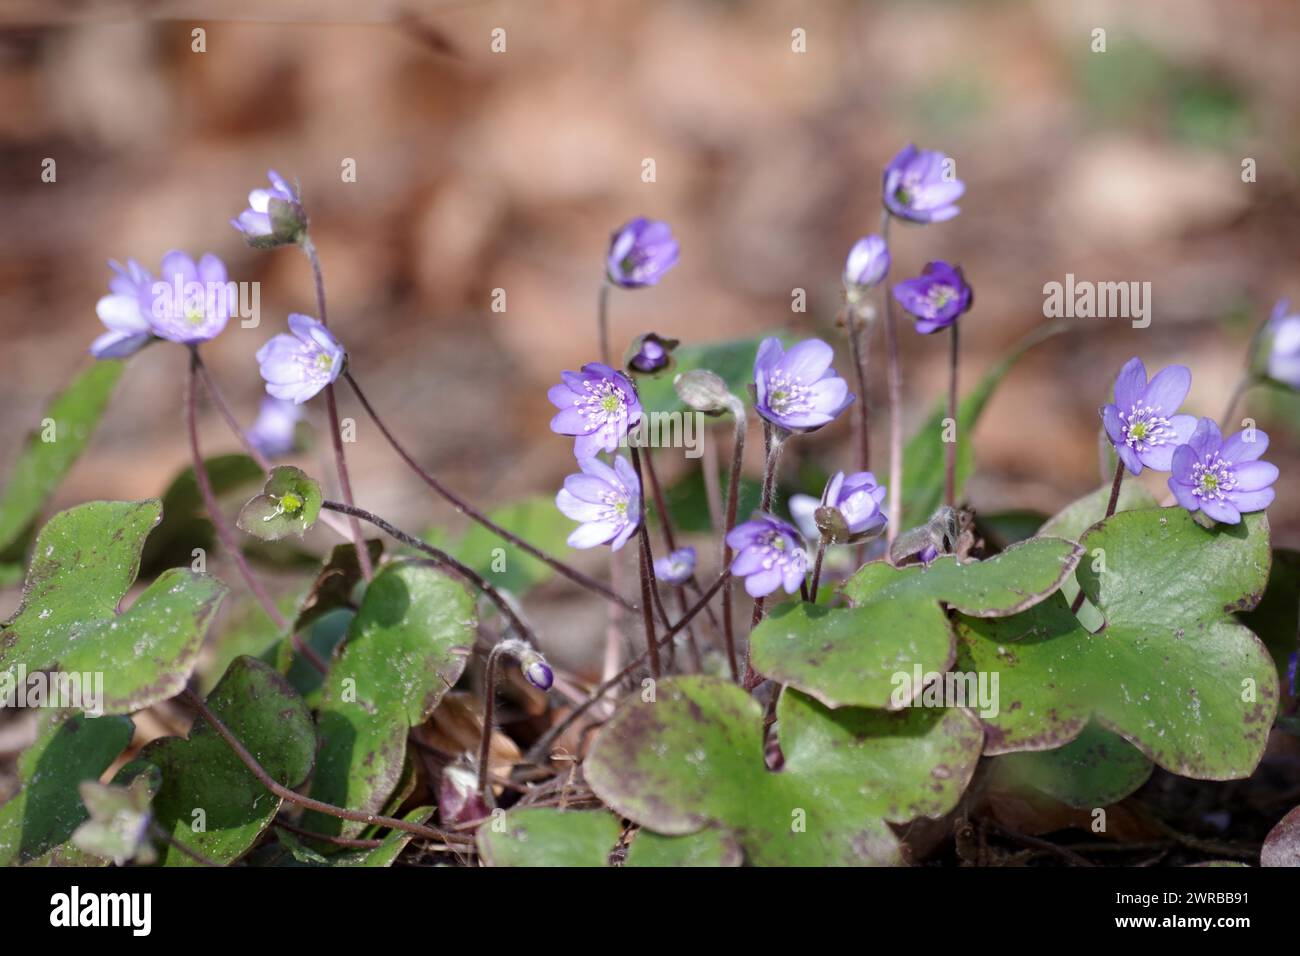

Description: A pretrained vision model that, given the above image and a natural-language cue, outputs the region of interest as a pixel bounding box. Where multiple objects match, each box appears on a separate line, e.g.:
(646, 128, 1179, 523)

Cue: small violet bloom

(753, 337, 854, 433)
(882, 144, 964, 223)
(548, 363, 643, 458)
(147, 251, 233, 345)
(1168, 418, 1278, 525)
(892, 261, 972, 334)
(843, 235, 890, 295)
(555, 456, 642, 551)
(653, 546, 696, 586)
(256, 313, 345, 405)
(1101, 357, 1198, 475)
(247, 397, 303, 459)
(606, 217, 679, 288)
(822, 471, 888, 539)
(232, 170, 306, 246)
(91, 259, 155, 359)
(1266, 298, 1300, 389)
(726, 515, 809, 598)
(789, 471, 887, 543)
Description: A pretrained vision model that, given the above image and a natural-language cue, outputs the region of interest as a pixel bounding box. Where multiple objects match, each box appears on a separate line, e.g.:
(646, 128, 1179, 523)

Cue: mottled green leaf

(136, 656, 316, 866)
(749, 599, 953, 709)
(586, 676, 983, 865)
(306, 561, 475, 837)
(625, 826, 742, 867)
(477, 808, 620, 867)
(0, 711, 134, 866)
(475, 807, 740, 868)
(0, 499, 228, 714)
(0, 360, 124, 554)
(842, 536, 1083, 617)
(994, 722, 1153, 809)
(956, 509, 1277, 779)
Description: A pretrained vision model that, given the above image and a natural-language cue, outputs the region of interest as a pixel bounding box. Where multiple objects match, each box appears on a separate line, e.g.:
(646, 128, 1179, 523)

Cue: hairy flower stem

(597, 281, 612, 368)
(180, 688, 452, 844)
(719, 407, 747, 682)
(845, 303, 873, 474)
(945, 320, 959, 507)
(809, 535, 828, 603)
(846, 302, 875, 568)
(320, 499, 538, 649)
(630, 447, 661, 678)
(190, 352, 353, 542)
(192, 352, 272, 472)
(641, 448, 713, 670)
(880, 210, 904, 546)
(342, 371, 636, 614)
(523, 569, 730, 765)
(300, 235, 372, 582)
(745, 424, 787, 683)
(476, 640, 514, 805)
(186, 351, 309, 655)
(1070, 460, 1125, 614)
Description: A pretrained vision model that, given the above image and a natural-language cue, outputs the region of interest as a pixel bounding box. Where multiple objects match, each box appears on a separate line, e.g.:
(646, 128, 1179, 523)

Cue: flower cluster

(1101, 356, 1277, 525)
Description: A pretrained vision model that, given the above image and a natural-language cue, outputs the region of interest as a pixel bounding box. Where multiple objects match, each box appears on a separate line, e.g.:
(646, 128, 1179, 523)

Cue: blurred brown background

(2, 0, 1299, 601)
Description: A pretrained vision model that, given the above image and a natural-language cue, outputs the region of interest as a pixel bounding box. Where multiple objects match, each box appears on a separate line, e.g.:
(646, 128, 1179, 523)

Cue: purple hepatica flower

(91, 259, 155, 359)
(892, 261, 972, 334)
(247, 397, 303, 459)
(916, 544, 940, 566)
(548, 363, 643, 458)
(727, 515, 809, 598)
(882, 144, 964, 223)
(821, 471, 888, 539)
(232, 170, 306, 246)
(1101, 357, 1198, 475)
(843, 235, 890, 295)
(653, 546, 696, 586)
(753, 337, 854, 433)
(606, 218, 679, 288)
(555, 456, 642, 551)
(146, 251, 234, 345)
(1267, 298, 1300, 389)
(1168, 418, 1277, 525)
(256, 313, 346, 404)
(1287, 652, 1297, 697)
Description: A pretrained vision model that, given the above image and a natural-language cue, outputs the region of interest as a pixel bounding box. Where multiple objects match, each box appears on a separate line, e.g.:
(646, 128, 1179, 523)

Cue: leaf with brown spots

(956, 509, 1277, 780)
(585, 676, 983, 866)
(304, 560, 476, 839)
(0, 499, 228, 714)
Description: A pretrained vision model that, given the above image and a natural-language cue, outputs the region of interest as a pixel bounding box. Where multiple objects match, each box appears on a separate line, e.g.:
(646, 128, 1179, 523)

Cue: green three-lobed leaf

(956, 508, 1277, 780)
(585, 676, 983, 865)
(0, 499, 228, 714)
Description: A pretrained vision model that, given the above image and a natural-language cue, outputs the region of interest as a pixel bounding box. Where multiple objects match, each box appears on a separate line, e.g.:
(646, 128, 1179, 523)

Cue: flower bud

(674, 369, 736, 416)
(624, 332, 679, 376)
(843, 235, 890, 302)
(520, 649, 553, 691)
